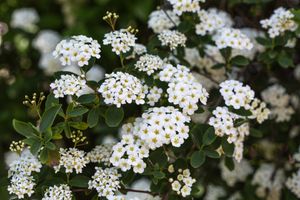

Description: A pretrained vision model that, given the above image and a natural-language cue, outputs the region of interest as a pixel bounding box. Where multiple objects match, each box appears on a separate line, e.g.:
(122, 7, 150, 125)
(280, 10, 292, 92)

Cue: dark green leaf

(68, 122, 89, 130)
(278, 51, 293, 68)
(40, 148, 49, 163)
(231, 55, 249, 66)
(69, 176, 90, 188)
(204, 149, 220, 159)
(105, 107, 124, 127)
(250, 128, 263, 138)
(13, 119, 36, 138)
(202, 127, 216, 146)
(190, 151, 206, 168)
(45, 142, 56, 150)
(77, 94, 97, 104)
(30, 140, 43, 155)
(67, 106, 89, 117)
(152, 171, 165, 179)
(225, 157, 235, 171)
(87, 108, 99, 128)
(234, 118, 248, 127)
(45, 93, 59, 110)
(228, 106, 252, 117)
(40, 105, 62, 133)
(222, 138, 234, 157)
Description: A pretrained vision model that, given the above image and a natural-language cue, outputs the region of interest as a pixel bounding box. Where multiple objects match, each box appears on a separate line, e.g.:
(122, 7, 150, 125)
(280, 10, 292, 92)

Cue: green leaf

(77, 94, 97, 104)
(190, 151, 206, 168)
(231, 55, 249, 66)
(45, 142, 56, 150)
(152, 171, 165, 179)
(30, 140, 43, 155)
(40, 148, 49, 163)
(234, 118, 248, 127)
(202, 127, 216, 146)
(228, 106, 252, 117)
(204, 149, 220, 159)
(67, 106, 89, 117)
(69, 176, 90, 188)
(212, 63, 225, 69)
(105, 107, 124, 127)
(225, 157, 235, 171)
(23, 137, 40, 146)
(250, 128, 263, 138)
(190, 124, 211, 148)
(45, 93, 59, 110)
(278, 51, 293, 68)
(222, 138, 234, 157)
(13, 119, 36, 138)
(40, 105, 62, 133)
(87, 108, 99, 128)
(68, 122, 89, 130)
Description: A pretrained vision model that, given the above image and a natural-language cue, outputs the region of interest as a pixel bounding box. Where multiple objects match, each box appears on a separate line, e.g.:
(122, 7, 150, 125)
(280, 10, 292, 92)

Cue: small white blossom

(169, 168, 196, 197)
(213, 27, 253, 50)
(286, 169, 300, 198)
(88, 167, 121, 198)
(260, 7, 298, 38)
(11, 8, 39, 32)
(50, 74, 87, 98)
(87, 144, 114, 166)
(53, 35, 101, 67)
(135, 54, 164, 75)
(54, 148, 88, 174)
(103, 29, 136, 55)
(148, 9, 180, 33)
(42, 184, 73, 200)
(146, 86, 163, 106)
(158, 30, 187, 50)
(167, 0, 204, 15)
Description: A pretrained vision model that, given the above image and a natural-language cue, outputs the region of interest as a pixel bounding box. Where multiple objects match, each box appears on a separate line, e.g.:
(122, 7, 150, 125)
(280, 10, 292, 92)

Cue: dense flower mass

(10, 8, 39, 32)
(167, 0, 204, 15)
(50, 74, 86, 98)
(148, 9, 180, 33)
(103, 29, 136, 55)
(158, 30, 187, 50)
(135, 54, 164, 75)
(87, 144, 114, 166)
(88, 167, 121, 198)
(98, 72, 147, 107)
(261, 84, 294, 122)
(213, 28, 253, 50)
(260, 7, 298, 38)
(157, 64, 209, 115)
(53, 35, 101, 67)
(42, 184, 73, 200)
(54, 148, 89, 174)
(169, 167, 196, 197)
(8, 150, 42, 199)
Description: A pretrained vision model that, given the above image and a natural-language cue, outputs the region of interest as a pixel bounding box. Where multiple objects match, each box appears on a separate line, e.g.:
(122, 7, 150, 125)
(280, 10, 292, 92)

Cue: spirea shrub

(5, 1, 300, 200)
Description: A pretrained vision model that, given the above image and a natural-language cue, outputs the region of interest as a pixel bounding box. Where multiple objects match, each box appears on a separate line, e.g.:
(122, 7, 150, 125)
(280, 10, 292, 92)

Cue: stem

(66, 173, 70, 184)
(121, 188, 158, 195)
(120, 53, 125, 67)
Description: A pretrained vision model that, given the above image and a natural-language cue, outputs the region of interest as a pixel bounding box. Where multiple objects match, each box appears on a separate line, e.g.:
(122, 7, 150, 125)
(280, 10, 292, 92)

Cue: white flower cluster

(146, 86, 163, 106)
(220, 159, 253, 186)
(213, 27, 253, 50)
(11, 8, 39, 32)
(208, 106, 250, 162)
(133, 44, 147, 56)
(103, 29, 136, 55)
(33, 30, 61, 54)
(88, 167, 121, 198)
(204, 185, 226, 200)
(87, 144, 114, 166)
(8, 150, 42, 199)
(158, 30, 187, 50)
(133, 106, 191, 149)
(260, 7, 298, 38)
(195, 9, 228, 36)
(167, 0, 204, 15)
(252, 163, 285, 199)
(169, 168, 196, 197)
(135, 54, 164, 75)
(50, 74, 86, 98)
(220, 80, 270, 123)
(110, 133, 149, 173)
(148, 9, 180, 33)
(53, 35, 101, 67)
(158, 64, 209, 115)
(261, 84, 294, 122)
(42, 184, 73, 200)
(286, 146, 300, 198)
(54, 148, 88, 174)
(98, 72, 147, 107)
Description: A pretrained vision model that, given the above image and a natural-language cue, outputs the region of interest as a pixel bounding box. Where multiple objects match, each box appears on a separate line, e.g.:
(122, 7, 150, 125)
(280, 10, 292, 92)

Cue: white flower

(169, 168, 196, 197)
(158, 30, 187, 50)
(148, 9, 180, 33)
(33, 30, 61, 54)
(103, 29, 136, 55)
(88, 167, 121, 198)
(42, 184, 73, 200)
(135, 54, 164, 75)
(146, 86, 163, 106)
(98, 72, 147, 107)
(54, 148, 88, 174)
(10, 8, 39, 32)
(133, 43, 147, 56)
(157, 64, 209, 115)
(261, 84, 294, 122)
(53, 35, 101, 67)
(167, 0, 204, 15)
(204, 185, 226, 200)
(213, 27, 253, 50)
(87, 144, 114, 166)
(286, 169, 300, 198)
(39, 53, 62, 75)
(50, 74, 87, 98)
(260, 7, 298, 38)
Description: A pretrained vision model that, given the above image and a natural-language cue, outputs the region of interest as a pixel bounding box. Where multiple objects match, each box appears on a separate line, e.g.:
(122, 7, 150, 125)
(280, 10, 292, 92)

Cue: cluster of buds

(103, 11, 119, 30)
(23, 92, 46, 117)
(127, 26, 139, 34)
(9, 141, 25, 154)
(70, 130, 87, 147)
